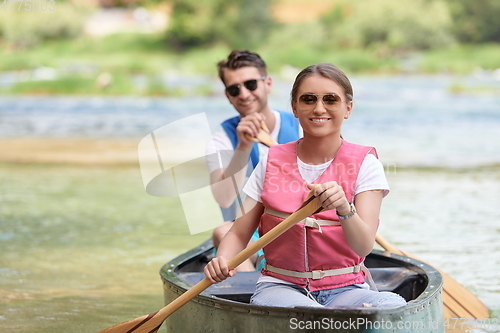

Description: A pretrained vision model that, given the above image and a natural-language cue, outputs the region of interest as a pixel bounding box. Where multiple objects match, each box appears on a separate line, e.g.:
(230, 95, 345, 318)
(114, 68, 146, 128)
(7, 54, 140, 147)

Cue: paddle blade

(439, 268, 490, 319)
(98, 311, 162, 333)
(98, 278, 213, 333)
(375, 234, 489, 319)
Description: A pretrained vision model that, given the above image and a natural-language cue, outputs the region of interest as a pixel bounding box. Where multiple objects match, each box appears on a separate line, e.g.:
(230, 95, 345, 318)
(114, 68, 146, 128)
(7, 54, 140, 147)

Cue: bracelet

(337, 202, 356, 220)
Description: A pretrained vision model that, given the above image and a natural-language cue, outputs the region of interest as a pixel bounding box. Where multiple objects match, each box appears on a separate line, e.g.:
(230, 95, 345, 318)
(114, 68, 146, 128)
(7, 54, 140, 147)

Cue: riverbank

(2, 32, 500, 96)
(0, 138, 139, 165)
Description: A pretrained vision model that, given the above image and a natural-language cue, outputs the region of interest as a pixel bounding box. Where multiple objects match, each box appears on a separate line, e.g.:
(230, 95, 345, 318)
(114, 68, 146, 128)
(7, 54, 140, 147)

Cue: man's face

(222, 66, 272, 117)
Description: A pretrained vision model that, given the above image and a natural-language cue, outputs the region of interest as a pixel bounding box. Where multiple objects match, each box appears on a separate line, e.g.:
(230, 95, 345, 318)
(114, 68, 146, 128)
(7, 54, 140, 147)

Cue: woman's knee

(372, 291, 407, 307)
(326, 288, 406, 308)
(250, 283, 322, 308)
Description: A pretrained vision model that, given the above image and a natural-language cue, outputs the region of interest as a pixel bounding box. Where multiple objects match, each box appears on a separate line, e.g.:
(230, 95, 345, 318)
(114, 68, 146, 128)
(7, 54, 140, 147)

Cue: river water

(1, 75, 499, 332)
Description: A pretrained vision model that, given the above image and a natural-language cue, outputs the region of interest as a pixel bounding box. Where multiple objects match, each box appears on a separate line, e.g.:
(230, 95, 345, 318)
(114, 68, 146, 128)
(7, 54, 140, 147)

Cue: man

(206, 50, 301, 270)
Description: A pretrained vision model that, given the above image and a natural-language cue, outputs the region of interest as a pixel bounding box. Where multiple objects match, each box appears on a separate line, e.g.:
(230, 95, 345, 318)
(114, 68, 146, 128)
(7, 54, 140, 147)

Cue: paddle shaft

(98, 194, 323, 333)
(375, 234, 402, 255)
(228, 195, 322, 270)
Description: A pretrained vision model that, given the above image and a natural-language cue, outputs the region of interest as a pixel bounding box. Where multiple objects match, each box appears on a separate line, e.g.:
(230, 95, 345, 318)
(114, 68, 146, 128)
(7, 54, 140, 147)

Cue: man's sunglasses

(225, 77, 266, 97)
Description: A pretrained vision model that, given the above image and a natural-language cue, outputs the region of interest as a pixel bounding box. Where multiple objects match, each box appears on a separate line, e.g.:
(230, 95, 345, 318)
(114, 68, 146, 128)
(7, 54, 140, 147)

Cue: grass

(0, 33, 229, 75)
(419, 43, 500, 73)
(0, 33, 233, 95)
(2, 32, 500, 95)
(8, 76, 96, 95)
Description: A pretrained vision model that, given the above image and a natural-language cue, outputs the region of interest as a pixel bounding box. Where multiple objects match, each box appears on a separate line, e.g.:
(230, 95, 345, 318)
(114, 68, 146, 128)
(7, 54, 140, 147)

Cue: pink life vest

(260, 139, 378, 291)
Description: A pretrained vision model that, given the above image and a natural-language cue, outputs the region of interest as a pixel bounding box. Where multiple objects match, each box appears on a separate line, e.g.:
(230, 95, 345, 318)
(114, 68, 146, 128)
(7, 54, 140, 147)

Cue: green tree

(229, 0, 275, 49)
(165, 0, 275, 51)
(0, 3, 93, 49)
(445, 0, 500, 42)
(320, 0, 455, 51)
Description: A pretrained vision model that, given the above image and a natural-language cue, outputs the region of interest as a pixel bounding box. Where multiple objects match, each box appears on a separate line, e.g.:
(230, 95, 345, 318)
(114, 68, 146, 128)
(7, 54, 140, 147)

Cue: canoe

(160, 239, 444, 333)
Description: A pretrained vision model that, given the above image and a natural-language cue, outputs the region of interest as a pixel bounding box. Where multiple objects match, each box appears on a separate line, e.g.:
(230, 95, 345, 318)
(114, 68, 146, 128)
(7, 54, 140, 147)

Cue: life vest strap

(264, 263, 362, 280)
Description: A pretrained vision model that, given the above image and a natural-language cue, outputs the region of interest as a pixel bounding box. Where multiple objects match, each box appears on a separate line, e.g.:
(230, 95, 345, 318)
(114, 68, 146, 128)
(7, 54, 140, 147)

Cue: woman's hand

(203, 256, 236, 284)
(307, 182, 350, 215)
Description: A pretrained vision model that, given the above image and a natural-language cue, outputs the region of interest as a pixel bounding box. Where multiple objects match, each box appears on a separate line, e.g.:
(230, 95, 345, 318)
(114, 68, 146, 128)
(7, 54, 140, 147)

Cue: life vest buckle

(312, 270, 326, 279)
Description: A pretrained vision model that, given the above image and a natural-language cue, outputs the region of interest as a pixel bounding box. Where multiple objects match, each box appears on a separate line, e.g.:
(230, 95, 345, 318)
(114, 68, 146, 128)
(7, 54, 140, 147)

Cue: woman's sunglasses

(225, 77, 266, 97)
(297, 93, 344, 112)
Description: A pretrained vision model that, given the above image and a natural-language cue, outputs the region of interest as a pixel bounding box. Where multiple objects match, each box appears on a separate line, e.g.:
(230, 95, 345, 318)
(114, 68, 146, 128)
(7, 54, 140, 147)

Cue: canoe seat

(178, 266, 422, 303)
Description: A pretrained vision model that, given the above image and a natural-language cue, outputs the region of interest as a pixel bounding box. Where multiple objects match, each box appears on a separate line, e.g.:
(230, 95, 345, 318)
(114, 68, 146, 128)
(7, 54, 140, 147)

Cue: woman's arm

(340, 189, 383, 257)
(204, 197, 263, 283)
(309, 183, 382, 257)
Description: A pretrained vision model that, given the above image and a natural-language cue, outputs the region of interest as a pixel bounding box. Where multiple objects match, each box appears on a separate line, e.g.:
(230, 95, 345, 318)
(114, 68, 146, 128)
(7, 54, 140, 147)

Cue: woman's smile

(310, 118, 330, 123)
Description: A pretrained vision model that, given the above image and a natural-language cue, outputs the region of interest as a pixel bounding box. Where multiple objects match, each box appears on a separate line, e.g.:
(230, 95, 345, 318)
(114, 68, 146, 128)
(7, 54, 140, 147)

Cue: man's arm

(209, 149, 250, 208)
(209, 113, 266, 208)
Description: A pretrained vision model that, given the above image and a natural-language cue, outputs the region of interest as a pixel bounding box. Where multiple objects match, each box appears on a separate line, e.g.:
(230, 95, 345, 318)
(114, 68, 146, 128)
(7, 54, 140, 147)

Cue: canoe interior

(169, 240, 428, 304)
(160, 240, 444, 333)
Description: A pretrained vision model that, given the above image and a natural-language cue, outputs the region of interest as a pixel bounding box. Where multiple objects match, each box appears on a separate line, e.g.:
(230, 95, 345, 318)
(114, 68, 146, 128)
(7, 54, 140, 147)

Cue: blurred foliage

(258, 23, 400, 74)
(2, 0, 500, 53)
(163, 0, 500, 52)
(445, 0, 500, 43)
(0, 3, 94, 49)
(0, 33, 169, 72)
(2, 0, 500, 96)
(419, 43, 500, 73)
(319, 0, 455, 51)
(165, 0, 275, 50)
(162, 0, 456, 52)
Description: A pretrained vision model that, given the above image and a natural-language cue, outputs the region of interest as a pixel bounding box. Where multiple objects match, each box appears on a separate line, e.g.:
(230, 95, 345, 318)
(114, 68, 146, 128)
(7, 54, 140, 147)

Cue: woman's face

(292, 74, 352, 139)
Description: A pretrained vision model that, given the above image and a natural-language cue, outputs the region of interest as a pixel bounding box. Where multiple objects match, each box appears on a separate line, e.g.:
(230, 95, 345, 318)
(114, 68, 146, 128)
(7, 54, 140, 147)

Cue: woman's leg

(322, 284, 406, 307)
(250, 282, 323, 308)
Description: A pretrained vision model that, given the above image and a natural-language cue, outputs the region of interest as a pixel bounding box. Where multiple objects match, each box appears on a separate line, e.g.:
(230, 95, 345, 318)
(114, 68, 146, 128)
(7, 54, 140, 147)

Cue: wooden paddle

(376, 234, 489, 319)
(244, 121, 277, 147)
(246, 124, 490, 320)
(98, 192, 323, 333)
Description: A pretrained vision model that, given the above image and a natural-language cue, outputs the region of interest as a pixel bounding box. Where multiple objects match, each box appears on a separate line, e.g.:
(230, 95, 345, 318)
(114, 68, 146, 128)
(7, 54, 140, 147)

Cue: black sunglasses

(225, 77, 266, 97)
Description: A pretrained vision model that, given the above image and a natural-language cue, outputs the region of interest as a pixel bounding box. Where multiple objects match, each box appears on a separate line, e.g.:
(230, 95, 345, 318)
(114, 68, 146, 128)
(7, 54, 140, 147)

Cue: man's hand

(236, 112, 267, 151)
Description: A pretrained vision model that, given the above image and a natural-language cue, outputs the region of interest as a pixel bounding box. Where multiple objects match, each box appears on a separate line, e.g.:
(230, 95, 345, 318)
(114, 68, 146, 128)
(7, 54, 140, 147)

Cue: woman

(204, 63, 406, 308)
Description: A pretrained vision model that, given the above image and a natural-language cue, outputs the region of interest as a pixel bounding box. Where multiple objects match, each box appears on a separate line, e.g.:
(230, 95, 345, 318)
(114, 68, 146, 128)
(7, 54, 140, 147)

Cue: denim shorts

(250, 281, 406, 308)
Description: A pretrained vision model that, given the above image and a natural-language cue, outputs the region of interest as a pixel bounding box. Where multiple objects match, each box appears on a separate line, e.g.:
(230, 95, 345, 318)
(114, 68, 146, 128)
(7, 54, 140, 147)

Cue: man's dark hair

(217, 50, 267, 84)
